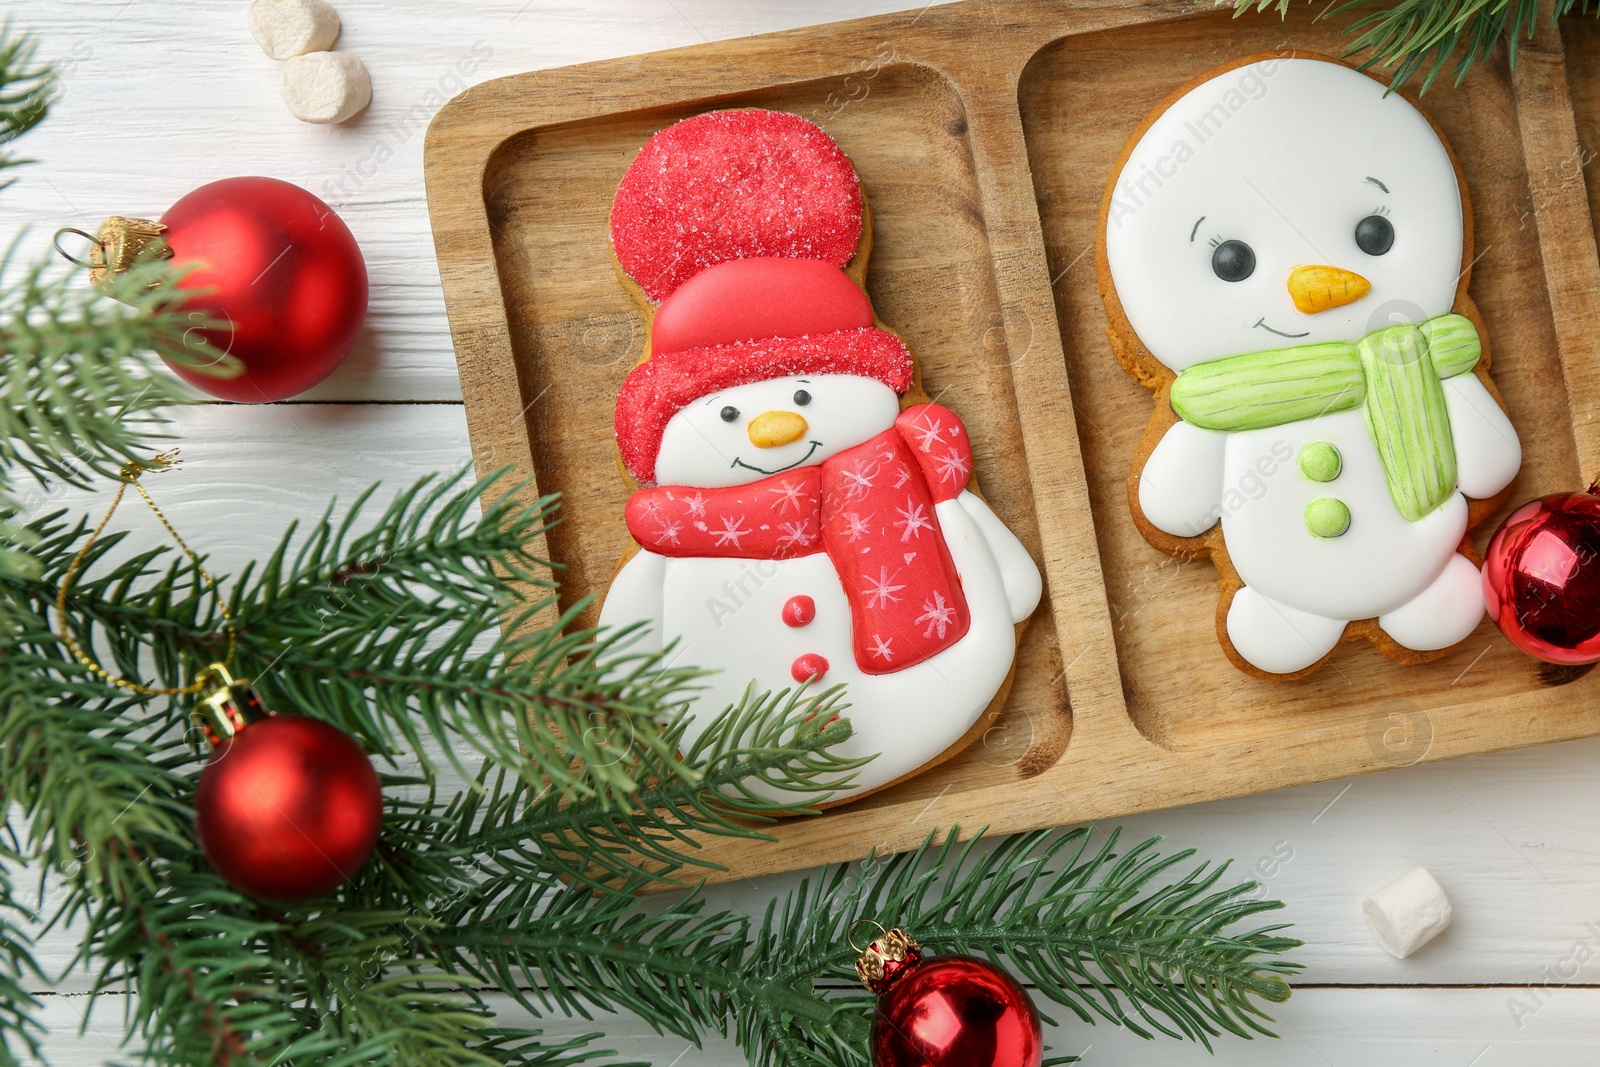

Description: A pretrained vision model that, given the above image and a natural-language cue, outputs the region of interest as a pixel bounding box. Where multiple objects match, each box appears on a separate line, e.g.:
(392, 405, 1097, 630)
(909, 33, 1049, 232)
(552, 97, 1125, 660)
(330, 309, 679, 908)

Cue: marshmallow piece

(280, 52, 371, 125)
(1362, 867, 1452, 959)
(248, 0, 341, 60)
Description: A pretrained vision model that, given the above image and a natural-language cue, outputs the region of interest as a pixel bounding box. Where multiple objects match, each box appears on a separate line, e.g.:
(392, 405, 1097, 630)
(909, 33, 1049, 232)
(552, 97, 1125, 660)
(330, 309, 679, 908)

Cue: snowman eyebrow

(1190, 216, 1206, 242)
(1366, 176, 1390, 194)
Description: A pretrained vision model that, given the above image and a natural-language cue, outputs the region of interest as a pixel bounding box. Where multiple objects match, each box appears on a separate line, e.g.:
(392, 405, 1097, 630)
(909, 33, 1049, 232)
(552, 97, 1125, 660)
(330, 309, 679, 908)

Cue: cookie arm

(954, 490, 1042, 624)
(1443, 374, 1521, 500)
(597, 548, 668, 657)
(1137, 420, 1228, 538)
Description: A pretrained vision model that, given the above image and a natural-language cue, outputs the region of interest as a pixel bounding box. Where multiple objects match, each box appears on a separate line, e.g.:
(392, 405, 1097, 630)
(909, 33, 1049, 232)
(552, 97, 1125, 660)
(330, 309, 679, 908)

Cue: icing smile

(1254, 317, 1310, 339)
(730, 440, 822, 475)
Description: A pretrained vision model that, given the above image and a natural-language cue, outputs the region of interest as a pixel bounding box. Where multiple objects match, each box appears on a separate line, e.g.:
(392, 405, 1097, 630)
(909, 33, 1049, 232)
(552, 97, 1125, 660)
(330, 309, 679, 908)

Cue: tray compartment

(1017, 7, 1589, 752)
(478, 62, 1071, 805)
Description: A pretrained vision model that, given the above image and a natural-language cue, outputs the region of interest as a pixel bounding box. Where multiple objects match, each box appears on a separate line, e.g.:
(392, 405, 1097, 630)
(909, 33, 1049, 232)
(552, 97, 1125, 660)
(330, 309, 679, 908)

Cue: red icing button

(791, 653, 829, 683)
(782, 595, 817, 627)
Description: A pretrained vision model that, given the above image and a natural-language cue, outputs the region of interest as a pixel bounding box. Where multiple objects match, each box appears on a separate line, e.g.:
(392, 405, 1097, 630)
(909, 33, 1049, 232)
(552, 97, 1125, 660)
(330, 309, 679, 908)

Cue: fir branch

(458, 690, 868, 891)
(251, 906, 631, 1067)
(219, 468, 705, 803)
(435, 828, 1302, 1067)
(0, 671, 193, 899)
(4, 469, 703, 806)
(0, 246, 236, 490)
(0, 847, 44, 1067)
(0, 237, 239, 582)
(1222, 0, 1599, 91)
(0, 20, 51, 185)
(841, 830, 1300, 1044)
(0, 22, 239, 581)
(72, 808, 642, 1067)
(1, 475, 1306, 1066)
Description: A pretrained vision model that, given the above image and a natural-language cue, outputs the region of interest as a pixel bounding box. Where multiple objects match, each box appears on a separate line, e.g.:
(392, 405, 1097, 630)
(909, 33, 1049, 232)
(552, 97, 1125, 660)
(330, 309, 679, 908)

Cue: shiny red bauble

(868, 954, 1042, 1067)
(195, 715, 383, 902)
(1482, 487, 1600, 665)
(155, 176, 367, 402)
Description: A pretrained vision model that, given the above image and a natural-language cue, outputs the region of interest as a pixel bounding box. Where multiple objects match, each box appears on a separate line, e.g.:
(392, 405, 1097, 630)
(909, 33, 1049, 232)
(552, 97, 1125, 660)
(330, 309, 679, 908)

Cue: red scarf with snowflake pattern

(625, 404, 974, 674)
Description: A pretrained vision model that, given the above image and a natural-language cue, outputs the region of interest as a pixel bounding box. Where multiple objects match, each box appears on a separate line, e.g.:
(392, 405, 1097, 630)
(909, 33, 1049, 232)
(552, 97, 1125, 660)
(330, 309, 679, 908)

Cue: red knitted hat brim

(614, 327, 914, 485)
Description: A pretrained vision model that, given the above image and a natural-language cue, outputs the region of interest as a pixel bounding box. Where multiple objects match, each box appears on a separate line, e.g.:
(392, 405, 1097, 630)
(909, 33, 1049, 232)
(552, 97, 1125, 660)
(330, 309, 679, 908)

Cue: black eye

(793, 389, 812, 407)
(1212, 240, 1256, 282)
(719, 406, 739, 423)
(1355, 214, 1395, 256)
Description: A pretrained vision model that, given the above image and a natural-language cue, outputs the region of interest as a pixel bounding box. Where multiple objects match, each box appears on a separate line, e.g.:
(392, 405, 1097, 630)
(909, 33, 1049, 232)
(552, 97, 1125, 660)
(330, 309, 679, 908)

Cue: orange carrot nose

(1288, 265, 1371, 314)
(748, 410, 808, 449)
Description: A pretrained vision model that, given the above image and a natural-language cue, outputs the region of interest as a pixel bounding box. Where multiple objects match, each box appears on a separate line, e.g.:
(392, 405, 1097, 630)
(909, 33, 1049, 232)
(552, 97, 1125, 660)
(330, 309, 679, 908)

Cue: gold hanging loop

(848, 918, 888, 954)
(54, 451, 236, 696)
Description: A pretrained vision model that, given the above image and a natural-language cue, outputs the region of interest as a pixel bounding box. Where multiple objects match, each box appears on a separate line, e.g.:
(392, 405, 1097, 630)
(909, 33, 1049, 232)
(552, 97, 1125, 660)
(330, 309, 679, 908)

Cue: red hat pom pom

(609, 109, 864, 303)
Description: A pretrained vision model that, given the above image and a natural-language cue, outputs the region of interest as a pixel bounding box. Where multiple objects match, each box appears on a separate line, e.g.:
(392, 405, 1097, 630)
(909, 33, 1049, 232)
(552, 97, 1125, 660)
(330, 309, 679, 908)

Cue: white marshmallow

(248, 0, 341, 60)
(1362, 867, 1452, 959)
(280, 52, 371, 125)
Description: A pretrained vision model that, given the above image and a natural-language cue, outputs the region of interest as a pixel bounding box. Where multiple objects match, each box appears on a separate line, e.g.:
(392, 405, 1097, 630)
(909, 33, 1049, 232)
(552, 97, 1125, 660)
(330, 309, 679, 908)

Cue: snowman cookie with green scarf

(1097, 53, 1521, 679)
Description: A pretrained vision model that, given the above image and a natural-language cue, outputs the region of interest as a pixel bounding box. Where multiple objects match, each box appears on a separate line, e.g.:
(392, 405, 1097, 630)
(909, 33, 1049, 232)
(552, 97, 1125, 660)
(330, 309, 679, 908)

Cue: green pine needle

(0, 19, 52, 187)
(461, 688, 869, 891)
(0, 228, 242, 584)
(1220, 0, 1598, 91)
(0, 850, 44, 1067)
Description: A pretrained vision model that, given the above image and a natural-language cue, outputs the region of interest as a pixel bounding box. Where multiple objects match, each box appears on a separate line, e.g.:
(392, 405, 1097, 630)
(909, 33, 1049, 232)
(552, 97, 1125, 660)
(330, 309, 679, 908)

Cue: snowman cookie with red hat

(598, 109, 1042, 801)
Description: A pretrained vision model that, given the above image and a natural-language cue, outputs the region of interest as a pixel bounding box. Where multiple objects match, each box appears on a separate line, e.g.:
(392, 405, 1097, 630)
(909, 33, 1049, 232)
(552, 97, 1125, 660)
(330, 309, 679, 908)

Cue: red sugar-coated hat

(610, 110, 915, 486)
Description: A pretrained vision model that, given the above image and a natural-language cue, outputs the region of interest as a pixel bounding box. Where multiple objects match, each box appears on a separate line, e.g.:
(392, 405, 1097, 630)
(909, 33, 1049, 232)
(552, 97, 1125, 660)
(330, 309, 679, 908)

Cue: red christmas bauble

(100, 176, 367, 402)
(1483, 488, 1600, 665)
(195, 715, 383, 902)
(858, 929, 1042, 1067)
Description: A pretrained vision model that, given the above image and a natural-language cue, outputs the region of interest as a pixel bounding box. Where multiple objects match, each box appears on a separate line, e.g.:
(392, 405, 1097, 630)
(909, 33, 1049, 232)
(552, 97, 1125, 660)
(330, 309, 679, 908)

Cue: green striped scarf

(1169, 315, 1480, 522)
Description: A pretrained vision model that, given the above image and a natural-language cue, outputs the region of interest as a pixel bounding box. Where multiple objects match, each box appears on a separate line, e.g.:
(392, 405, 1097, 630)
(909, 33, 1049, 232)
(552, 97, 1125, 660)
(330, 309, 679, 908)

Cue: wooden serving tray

(425, 0, 1600, 884)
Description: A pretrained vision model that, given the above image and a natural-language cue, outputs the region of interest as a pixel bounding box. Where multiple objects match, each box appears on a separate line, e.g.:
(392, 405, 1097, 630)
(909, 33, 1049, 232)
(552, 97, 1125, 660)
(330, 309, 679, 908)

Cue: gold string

(54, 451, 235, 696)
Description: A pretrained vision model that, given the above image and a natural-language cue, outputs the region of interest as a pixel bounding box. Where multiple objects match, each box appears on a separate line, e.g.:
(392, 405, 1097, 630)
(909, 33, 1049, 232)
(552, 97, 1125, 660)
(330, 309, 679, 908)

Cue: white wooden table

(9, 2, 1600, 1063)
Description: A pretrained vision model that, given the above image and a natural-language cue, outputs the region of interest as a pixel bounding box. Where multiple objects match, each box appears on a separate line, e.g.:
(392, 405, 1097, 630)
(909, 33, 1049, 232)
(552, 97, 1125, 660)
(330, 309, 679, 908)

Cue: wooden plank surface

(8, 0, 1600, 1062)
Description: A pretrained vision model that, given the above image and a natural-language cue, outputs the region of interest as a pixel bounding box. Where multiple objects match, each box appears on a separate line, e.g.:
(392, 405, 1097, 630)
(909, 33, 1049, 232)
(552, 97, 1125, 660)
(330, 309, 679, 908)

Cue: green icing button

(1304, 497, 1351, 538)
(1299, 442, 1342, 482)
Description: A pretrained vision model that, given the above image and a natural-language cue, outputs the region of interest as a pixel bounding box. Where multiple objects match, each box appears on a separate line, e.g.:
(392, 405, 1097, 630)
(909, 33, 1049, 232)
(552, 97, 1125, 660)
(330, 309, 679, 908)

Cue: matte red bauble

(91, 176, 367, 402)
(1483, 486, 1600, 665)
(856, 927, 1042, 1067)
(193, 673, 383, 902)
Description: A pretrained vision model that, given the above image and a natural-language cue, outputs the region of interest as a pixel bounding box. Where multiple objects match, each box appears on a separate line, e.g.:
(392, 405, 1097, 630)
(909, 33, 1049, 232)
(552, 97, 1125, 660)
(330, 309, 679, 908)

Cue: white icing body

(601, 372, 1042, 797)
(1109, 58, 1523, 674)
(1220, 411, 1467, 621)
